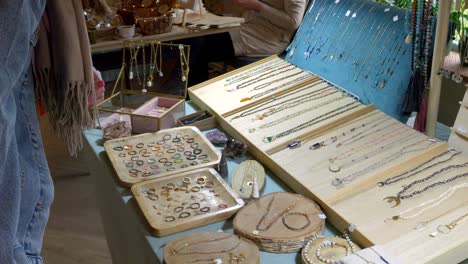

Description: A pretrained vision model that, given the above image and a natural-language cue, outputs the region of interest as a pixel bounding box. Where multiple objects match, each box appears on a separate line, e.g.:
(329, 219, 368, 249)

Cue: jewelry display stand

(98, 41, 190, 134)
(104, 127, 221, 186)
(188, 20, 468, 264)
(164, 232, 260, 264)
(233, 192, 325, 253)
(131, 168, 244, 236)
(449, 87, 468, 156)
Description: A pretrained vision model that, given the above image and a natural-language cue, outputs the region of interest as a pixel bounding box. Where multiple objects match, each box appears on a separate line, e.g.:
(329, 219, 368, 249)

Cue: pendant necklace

(377, 150, 461, 187)
(322, 0, 367, 60)
(179, 44, 189, 82)
(415, 201, 468, 231)
(386, 182, 468, 223)
(430, 212, 468, 238)
(263, 101, 361, 143)
(332, 139, 436, 187)
(383, 162, 468, 208)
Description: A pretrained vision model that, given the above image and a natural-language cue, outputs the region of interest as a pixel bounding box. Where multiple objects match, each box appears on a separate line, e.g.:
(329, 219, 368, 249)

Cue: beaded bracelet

(315, 240, 350, 264)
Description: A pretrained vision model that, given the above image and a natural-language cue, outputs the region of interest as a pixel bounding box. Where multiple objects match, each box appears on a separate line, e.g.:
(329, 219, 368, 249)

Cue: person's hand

(233, 0, 262, 11)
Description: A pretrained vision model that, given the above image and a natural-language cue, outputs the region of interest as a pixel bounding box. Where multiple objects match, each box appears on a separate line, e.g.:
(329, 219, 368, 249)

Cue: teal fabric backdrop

(286, 0, 412, 121)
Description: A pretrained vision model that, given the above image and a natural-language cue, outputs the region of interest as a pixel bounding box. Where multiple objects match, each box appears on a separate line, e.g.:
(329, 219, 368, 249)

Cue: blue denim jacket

(0, 1, 54, 263)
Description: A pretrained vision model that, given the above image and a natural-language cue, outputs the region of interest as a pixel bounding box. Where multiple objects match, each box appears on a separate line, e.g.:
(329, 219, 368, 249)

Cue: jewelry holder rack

(104, 126, 221, 186)
(164, 232, 260, 264)
(233, 192, 325, 253)
(187, 45, 467, 264)
(131, 168, 244, 236)
(97, 40, 190, 134)
(449, 87, 468, 156)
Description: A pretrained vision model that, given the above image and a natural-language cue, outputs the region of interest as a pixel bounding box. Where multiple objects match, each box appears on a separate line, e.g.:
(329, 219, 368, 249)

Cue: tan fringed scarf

(34, 0, 95, 156)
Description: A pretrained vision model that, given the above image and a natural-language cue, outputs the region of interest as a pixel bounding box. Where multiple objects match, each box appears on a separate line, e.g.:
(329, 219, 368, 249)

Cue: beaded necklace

(422, 0, 433, 89)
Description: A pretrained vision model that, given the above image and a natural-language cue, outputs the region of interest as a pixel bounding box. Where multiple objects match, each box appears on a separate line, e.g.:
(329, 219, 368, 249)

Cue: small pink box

(131, 96, 185, 133)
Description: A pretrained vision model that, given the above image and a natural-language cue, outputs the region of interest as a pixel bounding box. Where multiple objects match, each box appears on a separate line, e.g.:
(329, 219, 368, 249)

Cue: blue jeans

(0, 1, 53, 263)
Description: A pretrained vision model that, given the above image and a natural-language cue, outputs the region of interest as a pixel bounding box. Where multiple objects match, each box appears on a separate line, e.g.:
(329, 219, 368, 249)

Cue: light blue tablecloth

(83, 102, 337, 264)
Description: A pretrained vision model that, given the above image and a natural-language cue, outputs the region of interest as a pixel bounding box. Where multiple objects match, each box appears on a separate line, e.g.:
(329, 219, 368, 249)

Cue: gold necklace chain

(170, 234, 239, 255)
(254, 196, 298, 233)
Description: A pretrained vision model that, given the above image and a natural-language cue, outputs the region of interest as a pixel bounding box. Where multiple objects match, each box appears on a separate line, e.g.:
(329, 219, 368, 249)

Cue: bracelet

(316, 240, 350, 263)
(282, 212, 311, 230)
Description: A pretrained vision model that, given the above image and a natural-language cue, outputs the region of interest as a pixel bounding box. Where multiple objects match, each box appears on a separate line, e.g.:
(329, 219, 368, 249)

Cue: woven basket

(135, 8, 174, 35)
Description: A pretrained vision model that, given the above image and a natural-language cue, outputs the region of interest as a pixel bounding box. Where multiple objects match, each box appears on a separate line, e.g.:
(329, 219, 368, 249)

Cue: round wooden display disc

(231, 160, 265, 199)
(301, 236, 361, 264)
(233, 192, 325, 253)
(164, 232, 260, 264)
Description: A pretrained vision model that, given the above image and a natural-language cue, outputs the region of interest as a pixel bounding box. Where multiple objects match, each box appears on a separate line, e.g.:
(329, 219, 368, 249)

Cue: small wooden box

(177, 110, 216, 131)
(131, 168, 244, 237)
(132, 96, 185, 133)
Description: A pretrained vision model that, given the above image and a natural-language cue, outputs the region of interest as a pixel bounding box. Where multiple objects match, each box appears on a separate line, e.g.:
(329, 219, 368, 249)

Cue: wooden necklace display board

(131, 168, 243, 236)
(164, 232, 260, 264)
(233, 192, 325, 253)
(187, 55, 468, 263)
(104, 126, 221, 186)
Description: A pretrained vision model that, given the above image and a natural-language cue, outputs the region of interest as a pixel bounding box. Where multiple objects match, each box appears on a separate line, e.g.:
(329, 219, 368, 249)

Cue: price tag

(459, 126, 468, 134)
(348, 224, 356, 232)
(346, 10, 351, 16)
(318, 214, 327, 219)
(352, 13, 357, 18)
(335, 0, 340, 4)
(393, 15, 399, 22)
(384, 8, 390, 12)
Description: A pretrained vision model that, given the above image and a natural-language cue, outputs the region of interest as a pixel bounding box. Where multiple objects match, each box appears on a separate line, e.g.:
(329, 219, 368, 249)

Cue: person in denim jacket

(0, 1, 95, 263)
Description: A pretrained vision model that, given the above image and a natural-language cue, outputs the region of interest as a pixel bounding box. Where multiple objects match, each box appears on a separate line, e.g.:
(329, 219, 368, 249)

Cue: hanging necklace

(332, 139, 436, 187)
(263, 101, 361, 143)
(328, 131, 419, 173)
(288, 0, 326, 58)
(383, 162, 468, 207)
(240, 74, 312, 103)
(333, 5, 378, 61)
(306, 111, 383, 150)
(345, 10, 393, 64)
(377, 150, 461, 187)
(147, 43, 156, 88)
(230, 82, 329, 121)
(322, 0, 368, 60)
(387, 182, 468, 223)
(362, 29, 400, 81)
(179, 44, 189, 83)
(307, 0, 344, 56)
(249, 93, 347, 134)
(141, 45, 147, 92)
(254, 196, 298, 234)
(128, 45, 140, 80)
(354, 17, 398, 81)
(170, 234, 239, 255)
